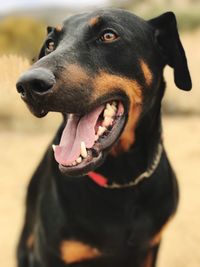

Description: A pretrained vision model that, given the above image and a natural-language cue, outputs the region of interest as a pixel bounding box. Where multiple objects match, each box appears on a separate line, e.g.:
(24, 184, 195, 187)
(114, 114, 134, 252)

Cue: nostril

(30, 78, 54, 94)
(16, 68, 56, 97)
(16, 83, 26, 97)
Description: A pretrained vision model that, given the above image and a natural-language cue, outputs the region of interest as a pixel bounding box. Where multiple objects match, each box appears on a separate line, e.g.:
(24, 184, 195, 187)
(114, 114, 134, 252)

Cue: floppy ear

(38, 26, 54, 59)
(149, 12, 192, 91)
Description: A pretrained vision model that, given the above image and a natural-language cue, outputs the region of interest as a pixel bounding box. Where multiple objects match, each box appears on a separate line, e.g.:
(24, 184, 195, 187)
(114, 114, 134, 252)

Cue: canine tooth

(52, 144, 56, 151)
(76, 157, 82, 164)
(97, 126, 106, 136)
(80, 141, 87, 158)
(102, 116, 113, 127)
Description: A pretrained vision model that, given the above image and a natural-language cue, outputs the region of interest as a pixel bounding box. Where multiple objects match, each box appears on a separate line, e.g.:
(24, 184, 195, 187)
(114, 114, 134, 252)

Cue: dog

(16, 8, 191, 267)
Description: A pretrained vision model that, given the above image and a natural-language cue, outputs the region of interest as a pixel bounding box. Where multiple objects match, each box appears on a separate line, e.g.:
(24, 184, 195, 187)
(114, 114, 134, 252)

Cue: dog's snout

(16, 68, 56, 98)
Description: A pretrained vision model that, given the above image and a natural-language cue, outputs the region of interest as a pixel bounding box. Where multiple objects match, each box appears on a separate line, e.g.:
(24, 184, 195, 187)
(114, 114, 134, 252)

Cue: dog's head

(16, 9, 191, 176)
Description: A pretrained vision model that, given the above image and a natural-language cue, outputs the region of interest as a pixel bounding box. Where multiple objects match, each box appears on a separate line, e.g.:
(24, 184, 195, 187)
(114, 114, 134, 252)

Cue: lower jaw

(59, 151, 105, 177)
(58, 114, 126, 177)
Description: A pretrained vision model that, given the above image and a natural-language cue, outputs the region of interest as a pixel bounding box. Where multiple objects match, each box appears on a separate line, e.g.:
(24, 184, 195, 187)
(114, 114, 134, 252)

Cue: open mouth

(53, 100, 126, 176)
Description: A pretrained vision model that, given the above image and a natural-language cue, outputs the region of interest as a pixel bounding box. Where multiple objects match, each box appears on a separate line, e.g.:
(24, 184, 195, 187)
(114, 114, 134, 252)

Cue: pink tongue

(54, 106, 104, 165)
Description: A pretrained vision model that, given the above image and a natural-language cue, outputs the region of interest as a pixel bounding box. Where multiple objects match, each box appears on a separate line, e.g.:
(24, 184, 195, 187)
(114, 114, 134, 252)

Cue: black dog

(16, 8, 191, 267)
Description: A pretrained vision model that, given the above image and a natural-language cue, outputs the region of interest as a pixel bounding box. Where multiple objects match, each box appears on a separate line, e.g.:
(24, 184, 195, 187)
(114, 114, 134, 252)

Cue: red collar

(88, 171, 108, 187)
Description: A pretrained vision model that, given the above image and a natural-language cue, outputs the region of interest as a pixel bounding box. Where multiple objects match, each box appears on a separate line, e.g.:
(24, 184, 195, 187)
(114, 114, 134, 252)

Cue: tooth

(52, 144, 56, 151)
(102, 116, 113, 127)
(112, 107, 117, 112)
(76, 157, 82, 164)
(103, 107, 116, 118)
(97, 126, 106, 136)
(107, 103, 117, 112)
(112, 101, 117, 106)
(111, 104, 117, 111)
(72, 161, 77, 166)
(107, 103, 115, 113)
(80, 141, 87, 158)
(106, 103, 112, 110)
(94, 135, 99, 141)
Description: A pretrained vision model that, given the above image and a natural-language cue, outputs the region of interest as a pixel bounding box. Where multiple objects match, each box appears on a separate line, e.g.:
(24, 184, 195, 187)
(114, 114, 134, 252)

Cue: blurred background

(0, 0, 200, 266)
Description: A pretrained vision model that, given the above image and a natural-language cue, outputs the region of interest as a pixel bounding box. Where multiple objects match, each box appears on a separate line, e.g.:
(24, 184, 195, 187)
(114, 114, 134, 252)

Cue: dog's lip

(21, 95, 48, 118)
(59, 151, 104, 177)
(64, 95, 128, 118)
(55, 98, 127, 177)
(34, 109, 48, 118)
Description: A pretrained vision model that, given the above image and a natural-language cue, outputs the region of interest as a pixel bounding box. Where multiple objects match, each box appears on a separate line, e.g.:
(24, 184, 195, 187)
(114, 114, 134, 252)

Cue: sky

(0, 0, 110, 14)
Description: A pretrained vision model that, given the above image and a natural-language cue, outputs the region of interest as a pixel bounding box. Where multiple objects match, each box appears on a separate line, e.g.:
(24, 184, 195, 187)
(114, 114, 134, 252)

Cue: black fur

(16, 9, 191, 267)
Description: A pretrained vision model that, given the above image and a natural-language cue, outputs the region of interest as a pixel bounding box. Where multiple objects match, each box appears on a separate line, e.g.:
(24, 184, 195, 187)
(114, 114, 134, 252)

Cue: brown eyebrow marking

(140, 59, 153, 87)
(56, 25, 63, 32)
(60, 240, 101, 264)
(88, 16, 101, 26)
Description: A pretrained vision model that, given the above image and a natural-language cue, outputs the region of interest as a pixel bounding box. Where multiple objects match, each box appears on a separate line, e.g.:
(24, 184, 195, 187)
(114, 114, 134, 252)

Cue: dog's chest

(57, 195, 146, 265)
(37, 178, 174, 266)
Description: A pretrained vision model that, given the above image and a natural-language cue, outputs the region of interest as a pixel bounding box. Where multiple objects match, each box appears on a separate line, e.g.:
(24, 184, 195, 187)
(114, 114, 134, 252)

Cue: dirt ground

(0, 115, 199, 267)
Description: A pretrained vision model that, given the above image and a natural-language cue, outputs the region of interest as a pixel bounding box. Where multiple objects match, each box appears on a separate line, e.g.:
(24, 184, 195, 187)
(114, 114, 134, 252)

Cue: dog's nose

(16, 68, 56, 98)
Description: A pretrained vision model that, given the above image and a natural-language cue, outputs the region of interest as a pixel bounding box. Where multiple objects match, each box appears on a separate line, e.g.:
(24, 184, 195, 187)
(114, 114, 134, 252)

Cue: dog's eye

(99, 30, 119, 43)
(45, 39, 55, 54)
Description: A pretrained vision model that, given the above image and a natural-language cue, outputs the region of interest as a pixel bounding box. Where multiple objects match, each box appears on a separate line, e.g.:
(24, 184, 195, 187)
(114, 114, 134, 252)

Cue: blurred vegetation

(176, 11, 200, 31)
(112, 0, 200, 31)
(140, 9, 200, 31)
(0, 17, 46, 61)
(0, 6, 199, 60)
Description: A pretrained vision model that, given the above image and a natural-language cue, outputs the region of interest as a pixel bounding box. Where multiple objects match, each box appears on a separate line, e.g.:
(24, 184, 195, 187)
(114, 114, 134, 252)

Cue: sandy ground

(0, 115, 199, 267)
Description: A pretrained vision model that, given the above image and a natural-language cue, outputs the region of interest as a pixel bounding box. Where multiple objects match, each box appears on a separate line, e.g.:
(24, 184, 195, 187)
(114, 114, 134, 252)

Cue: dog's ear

(47, 26, 54, 34)
(149, 12, 192, 91)
(38, 26, 55, 59)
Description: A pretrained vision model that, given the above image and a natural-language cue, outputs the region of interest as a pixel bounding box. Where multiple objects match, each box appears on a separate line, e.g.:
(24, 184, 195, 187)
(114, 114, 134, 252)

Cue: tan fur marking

(60, 64, 89, 87)
(88, 16, 100, 26)
(92, 72, 142, 103)
(140, 60, 153, 86)
(56, 25, 63, 32)
(142, 251, 153, 267)
(60, 240, 101, 264)
(92, 72, 143, 154)
(27, 234, 34, 249)
(150, 233, 162, 247)
(67, 64, 89, 82)
(150, 217, 173, 246)
(112, 103, 142, 154)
